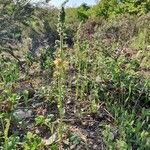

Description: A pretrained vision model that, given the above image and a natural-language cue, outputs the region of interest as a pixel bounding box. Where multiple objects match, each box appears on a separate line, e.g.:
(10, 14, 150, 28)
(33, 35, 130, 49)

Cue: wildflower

(54, 58, 62, 68)
(54, 58, 69, 70)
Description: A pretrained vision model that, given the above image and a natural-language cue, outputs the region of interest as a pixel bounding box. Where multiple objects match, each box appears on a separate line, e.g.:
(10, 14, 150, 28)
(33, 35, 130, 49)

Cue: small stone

(93, 144, 98, 149)
(13, 109, 32, 120)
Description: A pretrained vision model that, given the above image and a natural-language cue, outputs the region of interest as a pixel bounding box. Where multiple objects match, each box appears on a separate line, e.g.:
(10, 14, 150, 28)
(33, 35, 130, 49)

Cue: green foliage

(122, 0, 150, 15)
(104, 105, 150, 149)
(77, 3, 90, 22)
(0, 59, 19, 83)
(70, 133, 81, 145)
(130, 30, 148, 50)
(88, 0, 150, 19)
(93, 0, 119, 18)
(24, 132, 43, 150)
(50, 144, 59, 150)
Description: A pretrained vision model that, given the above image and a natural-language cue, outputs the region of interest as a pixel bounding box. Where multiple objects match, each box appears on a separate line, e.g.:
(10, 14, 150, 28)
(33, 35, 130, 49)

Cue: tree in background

(89, 0, 150, 18)
(77, 3, 90, 22)
(122, 0, 150, 15)
(92, 0, 119, 18)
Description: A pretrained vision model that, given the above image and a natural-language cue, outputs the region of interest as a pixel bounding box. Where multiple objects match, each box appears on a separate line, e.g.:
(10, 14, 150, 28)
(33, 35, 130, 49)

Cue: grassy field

(0, 1, 150, 150)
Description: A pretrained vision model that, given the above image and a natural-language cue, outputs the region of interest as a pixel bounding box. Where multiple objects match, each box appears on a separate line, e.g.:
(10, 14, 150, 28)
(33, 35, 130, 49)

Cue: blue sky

(32, 0, 96, 7)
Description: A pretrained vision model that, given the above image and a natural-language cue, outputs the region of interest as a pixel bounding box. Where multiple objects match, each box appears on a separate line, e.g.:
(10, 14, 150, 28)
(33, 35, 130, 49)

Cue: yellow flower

(53, 58, 69, 70)
(54, 58, 63, 68)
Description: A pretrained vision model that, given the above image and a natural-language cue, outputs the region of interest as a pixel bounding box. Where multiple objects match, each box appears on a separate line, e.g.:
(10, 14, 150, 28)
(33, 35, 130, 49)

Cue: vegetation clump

(0, 0, 150, 149)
